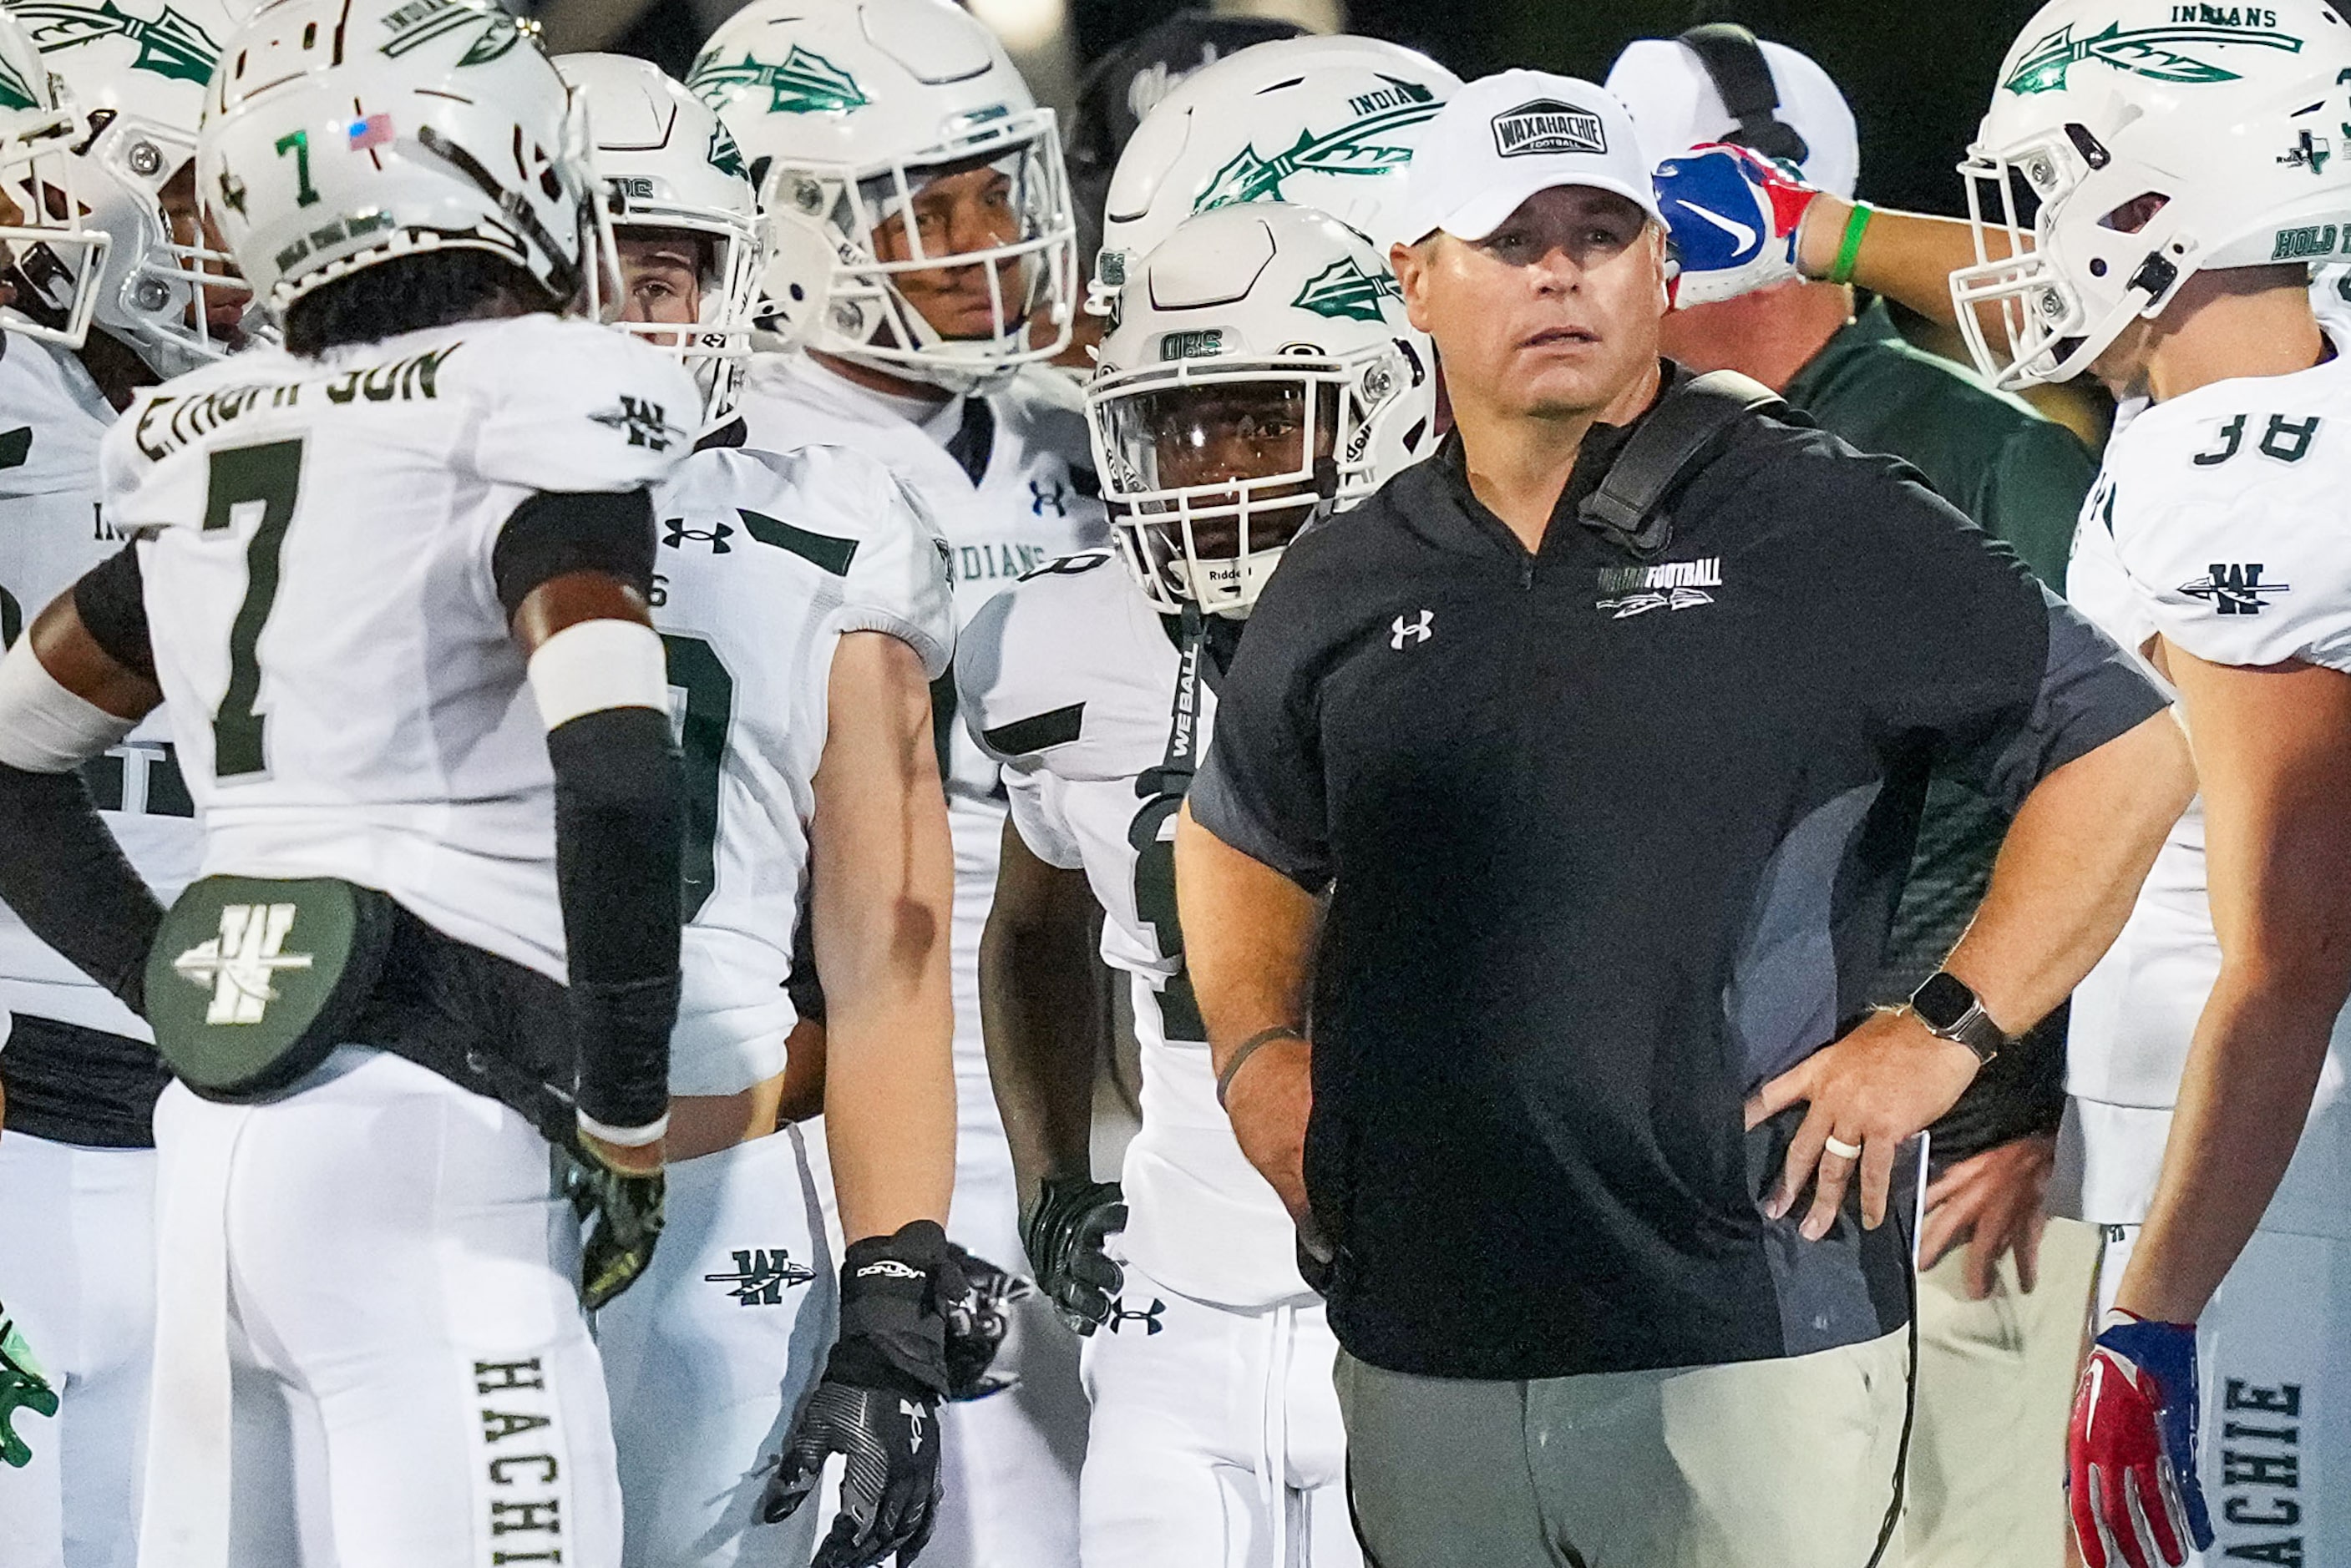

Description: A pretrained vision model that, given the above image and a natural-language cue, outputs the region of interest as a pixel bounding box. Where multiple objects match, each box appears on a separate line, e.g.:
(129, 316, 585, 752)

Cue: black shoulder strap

(1677, 23, 1810, 166)
(1577, 370, 1783, 558)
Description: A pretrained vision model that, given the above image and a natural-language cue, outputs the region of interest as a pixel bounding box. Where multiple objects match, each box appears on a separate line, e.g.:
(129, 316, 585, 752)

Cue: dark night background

(618, 1, 2054, 220)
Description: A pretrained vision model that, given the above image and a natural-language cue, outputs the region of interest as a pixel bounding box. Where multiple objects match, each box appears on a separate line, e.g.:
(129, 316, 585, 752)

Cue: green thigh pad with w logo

(144, 876, 398, 1098)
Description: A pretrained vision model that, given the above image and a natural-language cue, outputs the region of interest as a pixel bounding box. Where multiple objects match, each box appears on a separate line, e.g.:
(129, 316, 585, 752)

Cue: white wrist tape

(525, 618, 669, 732)
(576, 1107, 670, 1148)
(0, 634, 138, 773)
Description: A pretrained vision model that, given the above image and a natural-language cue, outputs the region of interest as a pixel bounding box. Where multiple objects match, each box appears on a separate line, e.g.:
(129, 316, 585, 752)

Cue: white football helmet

(558, 53, 763, 431)
(1953, 0, 2351, 388)
(687, 0, 1077, 392)
(1092, 35, 1460, 319)
(0, 5, 105, 347)
(1089, 202, 1436, 618)
(12, 0, 248, 372)
(200, 0, 604, 321)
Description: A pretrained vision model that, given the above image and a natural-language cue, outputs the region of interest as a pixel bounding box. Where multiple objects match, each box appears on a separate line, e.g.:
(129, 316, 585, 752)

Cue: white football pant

(142, 1049, 621, 1568)
(1078, 1252, 1356, 1568)
(597, 1125, 833, 1567)
(0, 1132, 155, 1568)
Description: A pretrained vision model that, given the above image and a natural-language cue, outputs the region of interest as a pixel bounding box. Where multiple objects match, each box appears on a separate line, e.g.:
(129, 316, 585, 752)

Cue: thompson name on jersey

(98, 312, 700, 980)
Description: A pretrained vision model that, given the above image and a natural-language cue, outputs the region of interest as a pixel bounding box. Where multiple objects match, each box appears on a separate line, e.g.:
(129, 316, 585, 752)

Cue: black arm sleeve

(546, 704, 682, 1133)
(492, 489, 658, 617)
(0, 764, 163, 1014)
(73, 543, 156, 682)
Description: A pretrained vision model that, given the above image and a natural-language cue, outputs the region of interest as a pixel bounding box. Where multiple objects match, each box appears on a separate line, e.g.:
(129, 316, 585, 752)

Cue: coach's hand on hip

(1750, 706, 2195, 1243)
(1748, 1009, 1979, 1239)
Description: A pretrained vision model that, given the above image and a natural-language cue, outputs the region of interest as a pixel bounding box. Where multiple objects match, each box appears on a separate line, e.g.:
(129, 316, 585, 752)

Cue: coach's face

(1392, 185, 1667, 421)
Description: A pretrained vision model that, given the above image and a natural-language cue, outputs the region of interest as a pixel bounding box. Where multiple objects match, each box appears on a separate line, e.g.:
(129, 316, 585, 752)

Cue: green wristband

(1827, 200, 1873, 286)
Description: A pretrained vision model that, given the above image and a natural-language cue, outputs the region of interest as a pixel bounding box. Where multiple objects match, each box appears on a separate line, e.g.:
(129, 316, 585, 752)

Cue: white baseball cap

(1393, 70, 1663, 245)
(1604, 33, 1860, 200)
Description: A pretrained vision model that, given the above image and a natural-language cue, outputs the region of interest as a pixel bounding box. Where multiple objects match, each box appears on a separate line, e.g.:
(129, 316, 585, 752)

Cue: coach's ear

(1391, 237, 1439, 336)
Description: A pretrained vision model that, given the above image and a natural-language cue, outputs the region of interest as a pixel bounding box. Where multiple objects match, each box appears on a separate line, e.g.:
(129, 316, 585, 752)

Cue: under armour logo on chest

(1107, 1296, 1167, 1335)
(1030, 479, 1069, 517)
(662, 518, 735, 554)
(1390, 609, 1434, 649)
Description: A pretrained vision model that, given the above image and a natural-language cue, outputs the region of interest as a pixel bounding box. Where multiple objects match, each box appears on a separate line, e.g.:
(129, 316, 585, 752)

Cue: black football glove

(1020, 1177, 1126, 1334)
(942, 1244, 1031, 1401)
(555, 1136, 666, 1312)
(1, 1305, 58, 1470)
(763, 1220, 960, 1567)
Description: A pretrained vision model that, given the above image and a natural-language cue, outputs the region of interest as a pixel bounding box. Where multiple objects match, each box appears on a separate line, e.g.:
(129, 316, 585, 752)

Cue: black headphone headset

(1675, 22, 1810, 167)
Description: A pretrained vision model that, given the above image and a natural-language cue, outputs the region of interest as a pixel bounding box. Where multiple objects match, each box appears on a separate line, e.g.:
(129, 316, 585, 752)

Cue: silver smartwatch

(1907, 970, 2004, 1066)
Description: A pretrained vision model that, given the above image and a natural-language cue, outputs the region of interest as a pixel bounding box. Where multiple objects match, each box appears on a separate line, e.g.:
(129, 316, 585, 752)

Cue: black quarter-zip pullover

(1189, 367, 2165, 1381)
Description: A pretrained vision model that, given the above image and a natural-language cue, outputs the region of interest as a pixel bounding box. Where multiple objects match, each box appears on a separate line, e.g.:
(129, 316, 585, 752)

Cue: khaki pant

(1903, 1217, 2100, 1568)
(1337, 1329, 1910, 1568)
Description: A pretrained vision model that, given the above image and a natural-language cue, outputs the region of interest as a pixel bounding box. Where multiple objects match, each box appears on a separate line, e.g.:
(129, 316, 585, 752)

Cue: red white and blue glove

(2068, 1309, 2215, 1568)
(1651, 143, 1822, 308)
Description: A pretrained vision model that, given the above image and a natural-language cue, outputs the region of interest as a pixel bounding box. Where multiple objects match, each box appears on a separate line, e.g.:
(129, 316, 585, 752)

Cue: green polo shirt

(1786, 297, 2100, 1163)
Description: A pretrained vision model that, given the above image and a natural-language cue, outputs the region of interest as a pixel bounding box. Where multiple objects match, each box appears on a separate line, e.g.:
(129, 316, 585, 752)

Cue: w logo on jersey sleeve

(589, 396, 677, 452)
(2180, 562, 2291, 615)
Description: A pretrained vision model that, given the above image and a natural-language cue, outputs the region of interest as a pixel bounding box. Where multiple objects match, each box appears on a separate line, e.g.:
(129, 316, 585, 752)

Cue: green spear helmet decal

(0, 53, 40, 111)
(377, 0, 523, 68)
(687, 44, 869, 117)
(1191, 81, 1442, 214)
(1290, 255, 1401, 323)
(2001, 20, 2302, 95)
(13, 0, 220, 84)
(708, 119, 747, 181)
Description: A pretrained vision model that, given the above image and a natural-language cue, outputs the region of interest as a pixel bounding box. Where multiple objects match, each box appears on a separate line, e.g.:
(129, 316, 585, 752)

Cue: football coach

(1173, 70, 2196, 1568)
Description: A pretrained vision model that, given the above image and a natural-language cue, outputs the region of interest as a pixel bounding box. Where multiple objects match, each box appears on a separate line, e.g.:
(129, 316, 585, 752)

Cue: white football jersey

(2065, 336, 2351, 1118)
(101, 313, 699, 982)
(0, 333, 200, 1037)
(735, 351, 1111, 1215)
(732, 352, 1109, 809)
(959, 552, 1308, 1310)
(651, 443, 955, 1096)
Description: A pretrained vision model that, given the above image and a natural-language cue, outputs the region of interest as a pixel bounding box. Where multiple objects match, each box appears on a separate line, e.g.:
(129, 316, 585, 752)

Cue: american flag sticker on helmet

(347, 113, 394, 152)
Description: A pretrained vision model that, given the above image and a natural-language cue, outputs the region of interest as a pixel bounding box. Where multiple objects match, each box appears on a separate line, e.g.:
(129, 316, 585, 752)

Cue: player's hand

(942, 1244, 1031, 1400)
(1019, 1178, 1127, 1335)
(1653, 143, 1822, 307)
(1747, 1009, 1979, 1239)
(1919, 1133, 2055, 1298)
(0, 1303, 59, 1469)
(558, 1132, 666, 1312)
(2069, 1310, 2214, 1568)
(763, 1220, 959, 1565)
(767, 1383, 942, 1568)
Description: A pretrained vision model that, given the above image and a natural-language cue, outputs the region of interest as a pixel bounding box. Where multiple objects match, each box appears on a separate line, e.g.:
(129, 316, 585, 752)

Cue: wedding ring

(1822, 1136, 1863, 1161)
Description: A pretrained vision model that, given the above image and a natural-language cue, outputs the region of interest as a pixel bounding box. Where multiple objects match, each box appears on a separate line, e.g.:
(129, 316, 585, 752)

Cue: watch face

(1912, 971, 1977, 1032)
